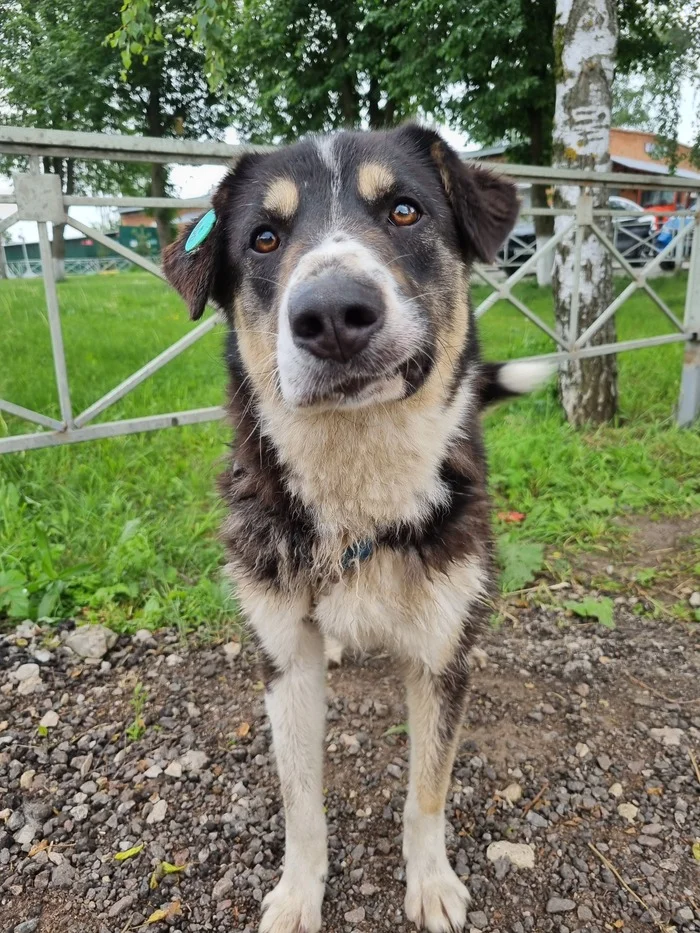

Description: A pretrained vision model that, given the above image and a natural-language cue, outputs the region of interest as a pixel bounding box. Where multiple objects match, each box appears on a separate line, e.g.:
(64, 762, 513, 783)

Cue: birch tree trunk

(552, 0, 618, 425)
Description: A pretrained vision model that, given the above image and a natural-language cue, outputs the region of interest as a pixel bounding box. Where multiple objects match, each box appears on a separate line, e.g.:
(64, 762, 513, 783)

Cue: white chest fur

(260, 387, 472, 540)
(314, 549, 487, 672)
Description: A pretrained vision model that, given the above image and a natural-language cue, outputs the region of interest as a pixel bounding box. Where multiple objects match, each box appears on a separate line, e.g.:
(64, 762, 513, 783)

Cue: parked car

(498, 196, 657, 272)
(656, 195, 697, 270)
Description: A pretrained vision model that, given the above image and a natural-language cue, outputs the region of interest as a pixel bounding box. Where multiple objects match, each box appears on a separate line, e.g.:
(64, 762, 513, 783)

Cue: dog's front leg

(245, 592, 327, 933)
(403, 653, 472, 933)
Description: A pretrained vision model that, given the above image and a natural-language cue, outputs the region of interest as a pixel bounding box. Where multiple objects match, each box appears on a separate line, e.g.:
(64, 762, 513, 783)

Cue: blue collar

(341, 539, 374, 570)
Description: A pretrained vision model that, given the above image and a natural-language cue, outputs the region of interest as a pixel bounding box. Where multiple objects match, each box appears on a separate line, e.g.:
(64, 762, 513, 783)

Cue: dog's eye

(252, 229, 280, 253)
(389, 202, 420, 227)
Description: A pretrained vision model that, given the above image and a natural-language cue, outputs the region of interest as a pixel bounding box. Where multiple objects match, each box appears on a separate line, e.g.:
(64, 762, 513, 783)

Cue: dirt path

(1, 591, 698, 933)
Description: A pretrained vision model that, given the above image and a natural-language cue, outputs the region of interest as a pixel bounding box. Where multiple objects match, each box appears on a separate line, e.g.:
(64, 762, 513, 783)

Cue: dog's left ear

(398, 124, 519, 262)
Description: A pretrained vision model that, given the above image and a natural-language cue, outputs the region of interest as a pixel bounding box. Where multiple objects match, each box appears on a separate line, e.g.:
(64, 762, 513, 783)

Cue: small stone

(468, 911, 488, 929)
(50, 860, 75, 888)
(147, 799, 168, 824)
(13, 920, 39, 933)
(223, 641, 242, 660)
(650, 726, 684, 747)
(360, 883, 378, 896)
(39, 710, 59, 729)
(500, 783, 522, 804)
(617, 803, 638, 823)
(547, 897, 576, 914)
(132, 629, 154, 644)
(13, 663, 40, 682)
(689, 591, 700, 608)
(609, 782, 623, 798)
(165, 653, 183, 667)
(70, 804, 89, 821)
(676, 907, 694, 923)
(577, 905, 594, 922)
(32, 649, 52, 664)
(164, 761, 183, 778)
(575, 683, 590, 697)
(144, 765, 163, 779)
(344, 907, 365, 923)
(597, 754, 611, 771)
(340, 733, 360, 754)
(575, 742, 590, 758)
(486, 841, 535, 869)
(212, 876, 234, 900)
(63, 625, 117, 659)
(108, 895, 135, 918)
(17, 676, 43, 696)
(20, 770, 36, 790)
(15, 823, 39, 846)
(179, 750, 208, 774)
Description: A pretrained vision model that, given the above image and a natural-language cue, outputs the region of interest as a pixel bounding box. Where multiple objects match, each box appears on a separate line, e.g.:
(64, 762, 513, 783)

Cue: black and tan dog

(163, 124, 549, 933)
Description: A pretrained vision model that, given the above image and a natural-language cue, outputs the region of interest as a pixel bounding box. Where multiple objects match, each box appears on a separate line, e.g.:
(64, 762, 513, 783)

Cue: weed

(125, 682, 149, 742)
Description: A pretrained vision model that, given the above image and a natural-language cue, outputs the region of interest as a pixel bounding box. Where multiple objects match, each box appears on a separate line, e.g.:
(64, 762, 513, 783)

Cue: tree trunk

(151, 162, 172, 251)
(0, 238, 8, 279)
(146, 86, 172, 252)
(552, 0, 618, 425)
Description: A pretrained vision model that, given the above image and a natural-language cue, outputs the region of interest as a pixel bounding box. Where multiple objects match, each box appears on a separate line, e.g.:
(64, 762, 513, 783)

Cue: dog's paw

(259, 875, 323, 933)
(405, 865, 470, 932)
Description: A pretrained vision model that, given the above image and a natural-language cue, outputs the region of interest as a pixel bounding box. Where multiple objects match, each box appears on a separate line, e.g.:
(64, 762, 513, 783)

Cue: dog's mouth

(293, 349, 435, 409)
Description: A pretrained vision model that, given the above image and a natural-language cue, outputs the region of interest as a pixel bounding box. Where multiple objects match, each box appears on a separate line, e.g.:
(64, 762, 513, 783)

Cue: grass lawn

(1, 271, 698, 633)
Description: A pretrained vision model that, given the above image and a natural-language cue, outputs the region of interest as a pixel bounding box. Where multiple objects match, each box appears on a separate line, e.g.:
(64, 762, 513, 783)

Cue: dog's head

(164, 124, 518, 410)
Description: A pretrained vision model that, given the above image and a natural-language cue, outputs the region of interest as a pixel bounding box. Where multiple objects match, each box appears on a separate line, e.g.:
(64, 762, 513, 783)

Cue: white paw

(405, 865, 471, 932)
(324, 636, 344, 666)
(259, 874, 324, 933)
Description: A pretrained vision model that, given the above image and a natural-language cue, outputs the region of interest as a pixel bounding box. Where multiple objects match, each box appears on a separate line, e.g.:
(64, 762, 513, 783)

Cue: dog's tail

(478, 360, 555, 409)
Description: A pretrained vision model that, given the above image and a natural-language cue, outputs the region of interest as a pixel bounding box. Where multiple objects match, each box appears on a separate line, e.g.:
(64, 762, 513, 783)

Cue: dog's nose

(288, 276, 385, 362)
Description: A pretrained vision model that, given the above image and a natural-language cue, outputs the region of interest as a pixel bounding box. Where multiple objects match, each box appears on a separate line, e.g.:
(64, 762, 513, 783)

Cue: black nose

(288, 275, 385, 362)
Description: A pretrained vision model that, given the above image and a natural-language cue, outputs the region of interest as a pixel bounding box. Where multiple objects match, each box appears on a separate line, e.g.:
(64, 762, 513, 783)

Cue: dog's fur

(163, 124, 549, 933)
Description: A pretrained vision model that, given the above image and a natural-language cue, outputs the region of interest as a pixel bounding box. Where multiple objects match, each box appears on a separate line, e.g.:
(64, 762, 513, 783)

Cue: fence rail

(0, 125, 698, 453)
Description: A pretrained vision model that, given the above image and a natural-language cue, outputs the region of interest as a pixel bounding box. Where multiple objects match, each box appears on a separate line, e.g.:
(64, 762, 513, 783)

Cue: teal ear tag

(185, 209, 216, 252)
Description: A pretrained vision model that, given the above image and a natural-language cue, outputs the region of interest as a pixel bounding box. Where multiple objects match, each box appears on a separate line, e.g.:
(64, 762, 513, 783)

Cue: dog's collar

(341, 539, 374, 571)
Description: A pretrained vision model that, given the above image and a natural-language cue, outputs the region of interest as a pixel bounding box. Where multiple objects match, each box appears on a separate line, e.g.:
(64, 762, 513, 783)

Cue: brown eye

(252, 229, 280, 253)
(389, 202, 420, 226)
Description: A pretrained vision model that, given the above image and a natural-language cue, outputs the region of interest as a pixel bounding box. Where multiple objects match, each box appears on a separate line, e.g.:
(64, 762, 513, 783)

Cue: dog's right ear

(162, 209, 224, 321)
(162, 153, 261, 321)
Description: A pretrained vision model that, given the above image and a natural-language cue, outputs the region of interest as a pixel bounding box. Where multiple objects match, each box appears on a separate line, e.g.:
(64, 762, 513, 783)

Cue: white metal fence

(0, 125, 698, 454)
(3, 256, 133, 277)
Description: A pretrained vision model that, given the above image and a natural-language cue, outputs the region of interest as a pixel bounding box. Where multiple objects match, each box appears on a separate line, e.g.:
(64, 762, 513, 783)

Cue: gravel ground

(1, 600, 699, 933)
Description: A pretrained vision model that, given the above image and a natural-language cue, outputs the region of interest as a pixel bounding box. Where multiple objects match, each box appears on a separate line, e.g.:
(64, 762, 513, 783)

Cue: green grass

(1, 271, 698, 632)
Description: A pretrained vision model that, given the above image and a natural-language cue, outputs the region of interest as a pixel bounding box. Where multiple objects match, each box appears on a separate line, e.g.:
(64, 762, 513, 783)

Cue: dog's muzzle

(287, 273, 385, 364)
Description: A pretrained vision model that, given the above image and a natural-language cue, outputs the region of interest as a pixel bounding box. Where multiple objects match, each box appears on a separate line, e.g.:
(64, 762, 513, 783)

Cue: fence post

(27, 157, 74, 427)
(677, 205, 700, 426)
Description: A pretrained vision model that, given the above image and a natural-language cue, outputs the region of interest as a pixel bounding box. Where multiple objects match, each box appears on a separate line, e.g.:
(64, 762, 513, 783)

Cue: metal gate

(1, 125, 698, 455)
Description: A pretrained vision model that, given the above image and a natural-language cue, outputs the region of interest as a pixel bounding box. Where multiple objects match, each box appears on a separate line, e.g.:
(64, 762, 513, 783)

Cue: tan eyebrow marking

(262, 177, 299, 220)
(357, 162, 395, 202)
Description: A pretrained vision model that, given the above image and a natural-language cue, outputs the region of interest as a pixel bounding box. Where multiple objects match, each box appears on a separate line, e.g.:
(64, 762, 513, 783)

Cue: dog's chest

(313, 548, 487, 672)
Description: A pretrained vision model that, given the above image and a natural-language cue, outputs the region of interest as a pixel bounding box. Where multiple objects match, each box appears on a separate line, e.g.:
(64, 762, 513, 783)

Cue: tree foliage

(112, 0, 699, 167)
(0, 0, 234, 250)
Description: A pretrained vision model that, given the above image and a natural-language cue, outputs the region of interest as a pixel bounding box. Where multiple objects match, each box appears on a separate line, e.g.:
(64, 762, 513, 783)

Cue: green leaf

(384, 723, 409, 736)
(564, 597, 615, 629)
(498, 539, 545, 593)
(114, 842, 145, 861)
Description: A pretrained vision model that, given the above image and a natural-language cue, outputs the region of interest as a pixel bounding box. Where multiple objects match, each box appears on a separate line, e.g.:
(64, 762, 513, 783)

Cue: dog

(163, 123, 549, 933)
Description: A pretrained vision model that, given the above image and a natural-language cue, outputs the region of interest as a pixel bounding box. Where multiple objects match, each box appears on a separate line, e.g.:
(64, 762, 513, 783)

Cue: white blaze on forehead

(314, 134, 342, 224)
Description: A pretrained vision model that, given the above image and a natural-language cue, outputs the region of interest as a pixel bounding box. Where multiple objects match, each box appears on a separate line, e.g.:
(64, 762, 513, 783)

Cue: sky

(1, 79, 697, 247)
